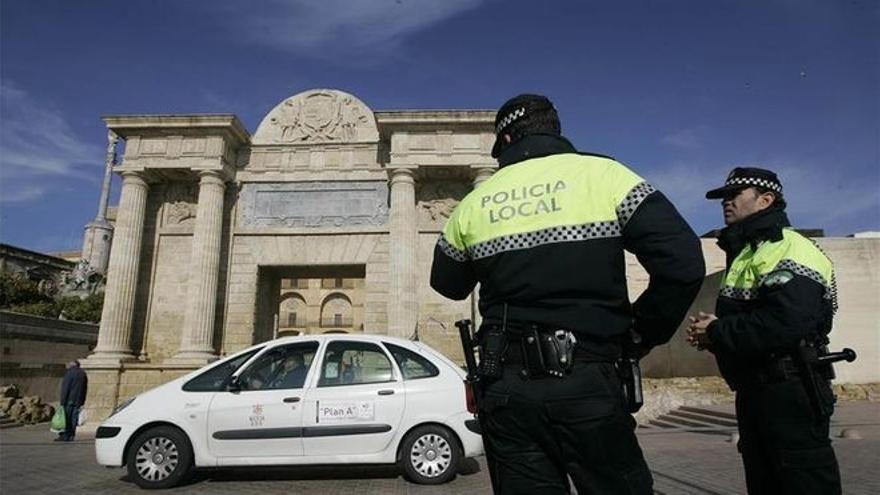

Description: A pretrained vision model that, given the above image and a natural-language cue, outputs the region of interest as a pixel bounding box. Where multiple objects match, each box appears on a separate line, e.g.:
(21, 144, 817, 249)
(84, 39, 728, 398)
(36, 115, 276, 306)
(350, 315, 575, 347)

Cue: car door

(302, 339, 405, 457)
(206, 341, 319, 461)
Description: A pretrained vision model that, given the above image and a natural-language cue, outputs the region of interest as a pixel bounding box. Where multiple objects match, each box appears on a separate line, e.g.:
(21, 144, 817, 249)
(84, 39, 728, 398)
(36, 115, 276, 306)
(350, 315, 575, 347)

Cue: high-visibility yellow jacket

(430, 135, 705, 355)
(707, 208, 838, 386)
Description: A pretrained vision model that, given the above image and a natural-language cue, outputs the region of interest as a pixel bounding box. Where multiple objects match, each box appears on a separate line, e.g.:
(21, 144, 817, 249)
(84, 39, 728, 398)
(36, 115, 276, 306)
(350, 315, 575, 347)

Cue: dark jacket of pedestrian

(60, 365, 88, 406)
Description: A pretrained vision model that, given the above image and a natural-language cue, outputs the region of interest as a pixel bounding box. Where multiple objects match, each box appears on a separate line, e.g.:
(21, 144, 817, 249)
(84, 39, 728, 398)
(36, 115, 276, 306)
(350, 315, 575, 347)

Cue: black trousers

(735, 379, 841, 495)
(479, 361, 653, 495)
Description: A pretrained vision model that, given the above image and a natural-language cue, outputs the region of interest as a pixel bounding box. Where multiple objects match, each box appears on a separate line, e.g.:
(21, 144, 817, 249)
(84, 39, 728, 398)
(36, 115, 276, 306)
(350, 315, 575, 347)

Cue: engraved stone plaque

(239, 182, 389, 228)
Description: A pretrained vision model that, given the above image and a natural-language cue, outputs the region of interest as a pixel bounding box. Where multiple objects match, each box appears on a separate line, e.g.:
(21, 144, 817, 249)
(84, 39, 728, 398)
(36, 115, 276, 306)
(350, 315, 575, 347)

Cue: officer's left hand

(686, 312, 717, 351)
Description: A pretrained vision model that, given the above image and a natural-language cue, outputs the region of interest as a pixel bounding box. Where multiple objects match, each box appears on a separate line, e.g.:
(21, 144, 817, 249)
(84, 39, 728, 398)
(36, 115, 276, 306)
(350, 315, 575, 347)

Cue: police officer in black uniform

(688, 168, 842, 494)
(430, 94, 706, 494)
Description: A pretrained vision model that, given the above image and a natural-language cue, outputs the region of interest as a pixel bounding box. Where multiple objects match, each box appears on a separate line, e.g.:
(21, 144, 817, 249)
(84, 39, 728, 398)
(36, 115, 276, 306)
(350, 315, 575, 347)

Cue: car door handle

(283, 397, 301, 403)
(377, 389, 395, 396)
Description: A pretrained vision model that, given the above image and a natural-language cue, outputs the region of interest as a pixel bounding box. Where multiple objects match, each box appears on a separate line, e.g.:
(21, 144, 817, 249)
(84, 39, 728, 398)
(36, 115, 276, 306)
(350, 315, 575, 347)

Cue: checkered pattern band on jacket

(777, 256, 838, 314)
(616, 182, 657, 228)
(719, 286, 759, 301)
(437, 234, 469, 262)
(464, 221, 622, 261)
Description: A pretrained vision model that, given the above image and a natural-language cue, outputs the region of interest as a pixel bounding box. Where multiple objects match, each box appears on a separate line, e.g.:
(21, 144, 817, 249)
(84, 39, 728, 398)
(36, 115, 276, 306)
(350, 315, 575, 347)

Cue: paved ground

(1, 402, 877, 494)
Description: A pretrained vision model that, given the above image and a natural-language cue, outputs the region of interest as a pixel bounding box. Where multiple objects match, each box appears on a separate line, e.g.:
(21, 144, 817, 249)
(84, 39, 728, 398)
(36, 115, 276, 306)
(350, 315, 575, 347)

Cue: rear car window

(318, 341, 394, 387)
(384, 342, 440, 380)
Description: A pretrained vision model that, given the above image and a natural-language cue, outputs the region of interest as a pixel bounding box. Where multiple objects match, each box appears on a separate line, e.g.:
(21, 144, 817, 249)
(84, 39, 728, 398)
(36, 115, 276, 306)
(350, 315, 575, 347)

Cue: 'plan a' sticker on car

(317, 401, 375, 423)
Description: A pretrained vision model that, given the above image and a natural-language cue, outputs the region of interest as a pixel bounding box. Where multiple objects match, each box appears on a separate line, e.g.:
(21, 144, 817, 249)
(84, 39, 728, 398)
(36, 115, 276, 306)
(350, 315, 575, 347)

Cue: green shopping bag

(50, 407, 66, 433)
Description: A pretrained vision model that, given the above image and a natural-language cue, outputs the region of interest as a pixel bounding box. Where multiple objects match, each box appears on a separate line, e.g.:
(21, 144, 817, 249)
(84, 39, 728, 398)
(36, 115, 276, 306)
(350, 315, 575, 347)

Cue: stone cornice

(103, 114, 250, 146)
(375, 109, 495, 125)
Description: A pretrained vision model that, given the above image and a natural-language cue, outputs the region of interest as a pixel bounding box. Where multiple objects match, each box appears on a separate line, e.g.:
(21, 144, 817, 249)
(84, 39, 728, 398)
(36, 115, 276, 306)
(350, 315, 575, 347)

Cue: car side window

(318, 341, 394, 387)
(384, 343, 440, 380)
(183, 347, 263, 392)
(237, 342, 318, 391)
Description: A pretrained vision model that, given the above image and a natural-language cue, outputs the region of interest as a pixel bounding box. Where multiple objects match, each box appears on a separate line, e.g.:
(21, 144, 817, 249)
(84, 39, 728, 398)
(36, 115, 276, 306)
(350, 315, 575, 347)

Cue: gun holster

(521, 327, 577, 378)
(616, 357, 644, 413)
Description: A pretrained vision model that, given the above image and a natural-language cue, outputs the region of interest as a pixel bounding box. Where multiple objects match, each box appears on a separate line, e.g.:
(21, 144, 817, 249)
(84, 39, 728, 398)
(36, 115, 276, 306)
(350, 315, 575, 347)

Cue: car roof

(241, 333, 423, 352)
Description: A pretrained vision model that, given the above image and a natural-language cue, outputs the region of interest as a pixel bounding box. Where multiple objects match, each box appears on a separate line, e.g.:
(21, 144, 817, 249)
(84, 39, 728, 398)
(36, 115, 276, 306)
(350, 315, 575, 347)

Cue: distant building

(0, 243, 74, 283)
(77, 89, 880, 422)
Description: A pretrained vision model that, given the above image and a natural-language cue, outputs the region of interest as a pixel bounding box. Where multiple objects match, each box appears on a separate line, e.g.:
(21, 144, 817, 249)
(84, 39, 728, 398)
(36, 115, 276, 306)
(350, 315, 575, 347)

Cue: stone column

(472, 165, 496, 188)
(387, 167, 418, 338)
(88, 171, 149, 363)
(173, 170, 226, 363)
(81, 131, 119, 275)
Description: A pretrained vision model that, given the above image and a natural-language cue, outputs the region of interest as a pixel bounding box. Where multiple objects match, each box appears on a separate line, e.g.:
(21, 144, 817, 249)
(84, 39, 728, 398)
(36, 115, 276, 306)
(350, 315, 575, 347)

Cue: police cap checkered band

(706, 167, 784, 199)
(493, 94, 555, 134)
(491, 94, 558, 158)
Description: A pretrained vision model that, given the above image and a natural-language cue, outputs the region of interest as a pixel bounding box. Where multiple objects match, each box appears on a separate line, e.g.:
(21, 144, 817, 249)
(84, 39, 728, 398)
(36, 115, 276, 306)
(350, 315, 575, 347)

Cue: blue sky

(1, 0, 877, 252)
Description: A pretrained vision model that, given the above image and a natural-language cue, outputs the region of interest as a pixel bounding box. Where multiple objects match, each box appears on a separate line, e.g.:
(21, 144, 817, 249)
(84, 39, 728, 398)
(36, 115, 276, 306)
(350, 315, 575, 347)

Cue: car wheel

(400, 425, 460, 484)
(126, 425, 193, 489)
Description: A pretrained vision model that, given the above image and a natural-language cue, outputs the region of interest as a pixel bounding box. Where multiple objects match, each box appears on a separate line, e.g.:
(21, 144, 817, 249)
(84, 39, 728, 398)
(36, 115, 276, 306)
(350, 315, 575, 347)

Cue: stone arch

(320, 292, 353, 329)
(279, 292, 307, 329)
(252, 89, 378, 145)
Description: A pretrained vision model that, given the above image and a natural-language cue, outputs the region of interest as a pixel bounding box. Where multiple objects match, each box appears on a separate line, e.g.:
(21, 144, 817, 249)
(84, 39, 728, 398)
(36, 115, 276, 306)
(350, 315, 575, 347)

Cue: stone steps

(643, 406, 739, 432)
(0, 413, 20, 429)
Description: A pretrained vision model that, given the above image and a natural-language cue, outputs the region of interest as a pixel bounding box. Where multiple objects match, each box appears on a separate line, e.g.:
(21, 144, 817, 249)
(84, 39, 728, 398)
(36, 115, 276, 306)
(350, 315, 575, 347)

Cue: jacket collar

(717, 207, 790, 260)
(497, 134, 577, 167)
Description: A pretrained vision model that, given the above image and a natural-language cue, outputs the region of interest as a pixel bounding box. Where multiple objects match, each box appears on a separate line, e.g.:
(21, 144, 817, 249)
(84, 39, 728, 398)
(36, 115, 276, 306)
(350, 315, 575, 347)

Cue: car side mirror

(227, 376, 242, 393)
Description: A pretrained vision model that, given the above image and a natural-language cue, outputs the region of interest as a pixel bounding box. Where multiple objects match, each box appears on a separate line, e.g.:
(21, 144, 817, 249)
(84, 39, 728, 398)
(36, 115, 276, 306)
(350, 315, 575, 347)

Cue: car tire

(126, 425, 193, 489)
(399, 424, 460, 485)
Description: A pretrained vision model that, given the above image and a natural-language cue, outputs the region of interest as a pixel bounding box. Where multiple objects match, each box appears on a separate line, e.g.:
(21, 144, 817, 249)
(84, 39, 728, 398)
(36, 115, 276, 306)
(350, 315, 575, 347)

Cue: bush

(57, 294, 104, 323)
(8, 301, 59, 318)
(1, 271, 104, 323)
(0, 272, 50, 307)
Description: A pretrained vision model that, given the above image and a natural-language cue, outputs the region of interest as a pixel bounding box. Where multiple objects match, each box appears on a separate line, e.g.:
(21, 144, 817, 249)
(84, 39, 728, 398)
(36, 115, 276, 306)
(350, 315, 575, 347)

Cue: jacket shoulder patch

(760, 269, 794, 288)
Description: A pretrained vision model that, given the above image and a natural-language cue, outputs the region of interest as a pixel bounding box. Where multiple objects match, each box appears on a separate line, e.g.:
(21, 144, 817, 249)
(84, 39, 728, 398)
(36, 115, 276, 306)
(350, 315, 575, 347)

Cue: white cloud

(0, 81, 102, 202)
(208, 0, 485, 56)
(0, 184, 47, 204)
(660, 127, 704, 150)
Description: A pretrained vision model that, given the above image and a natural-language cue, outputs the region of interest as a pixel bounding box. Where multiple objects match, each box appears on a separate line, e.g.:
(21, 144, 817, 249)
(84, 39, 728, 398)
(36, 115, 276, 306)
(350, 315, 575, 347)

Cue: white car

(95, 334, 483, 489)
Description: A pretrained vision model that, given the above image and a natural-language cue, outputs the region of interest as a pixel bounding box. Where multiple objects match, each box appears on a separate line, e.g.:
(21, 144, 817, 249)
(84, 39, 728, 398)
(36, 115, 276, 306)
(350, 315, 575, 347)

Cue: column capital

(120, 170, 149, 187)
(388, 167, 417, 185)
(197, 169, 228, 186)
(470, 164, 497, 183)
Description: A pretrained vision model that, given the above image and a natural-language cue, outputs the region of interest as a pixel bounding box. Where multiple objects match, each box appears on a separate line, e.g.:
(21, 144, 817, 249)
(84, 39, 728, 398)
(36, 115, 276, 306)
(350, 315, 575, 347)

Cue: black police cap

(491, 94, 559, 158)
(705, 167, 783, 199)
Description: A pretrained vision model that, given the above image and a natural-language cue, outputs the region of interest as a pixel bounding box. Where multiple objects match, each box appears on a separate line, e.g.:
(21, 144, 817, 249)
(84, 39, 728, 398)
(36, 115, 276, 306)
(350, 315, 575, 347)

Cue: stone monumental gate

(82, 89, 499, 419)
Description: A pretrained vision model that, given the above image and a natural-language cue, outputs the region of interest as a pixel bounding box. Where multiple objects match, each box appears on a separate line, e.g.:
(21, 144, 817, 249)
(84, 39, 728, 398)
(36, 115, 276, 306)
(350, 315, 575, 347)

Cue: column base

(166, 350, 219, 367)
(80, 351, 138, 368)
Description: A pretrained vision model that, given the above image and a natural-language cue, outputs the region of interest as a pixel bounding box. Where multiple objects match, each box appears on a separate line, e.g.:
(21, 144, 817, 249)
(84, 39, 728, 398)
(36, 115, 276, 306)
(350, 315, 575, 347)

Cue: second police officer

(688, 168, 843, 494)
(430, 94, 706, 494)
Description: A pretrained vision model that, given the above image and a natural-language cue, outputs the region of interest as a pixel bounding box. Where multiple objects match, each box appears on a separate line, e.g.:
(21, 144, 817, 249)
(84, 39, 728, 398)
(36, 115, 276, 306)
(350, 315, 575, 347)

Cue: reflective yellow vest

(719, 228, 837, 310)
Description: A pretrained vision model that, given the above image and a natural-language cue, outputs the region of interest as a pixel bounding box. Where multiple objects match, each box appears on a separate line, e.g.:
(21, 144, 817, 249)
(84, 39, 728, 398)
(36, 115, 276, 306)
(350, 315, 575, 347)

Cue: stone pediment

(252, 89, 379, 146)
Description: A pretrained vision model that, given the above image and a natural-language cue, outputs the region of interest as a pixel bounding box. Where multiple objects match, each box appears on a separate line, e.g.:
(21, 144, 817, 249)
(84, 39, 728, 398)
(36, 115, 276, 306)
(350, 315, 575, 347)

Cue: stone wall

(143, 235, 192, 361)
(0, 311, 97, 400)
(83, 364, 193, 423)
(637, 238, 880, 383)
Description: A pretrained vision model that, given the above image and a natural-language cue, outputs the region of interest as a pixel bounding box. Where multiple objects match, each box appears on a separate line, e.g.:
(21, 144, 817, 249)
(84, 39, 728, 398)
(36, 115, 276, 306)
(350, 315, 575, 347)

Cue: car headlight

(109, 396, 137, 417)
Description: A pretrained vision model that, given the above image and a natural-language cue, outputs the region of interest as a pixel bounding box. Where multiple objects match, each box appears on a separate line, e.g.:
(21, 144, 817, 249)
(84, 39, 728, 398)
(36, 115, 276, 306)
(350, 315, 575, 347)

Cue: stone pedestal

(84, 172, 149, 364)
(81, 220, 113, 275)
(172, 171, 226, 364)
(388, 167, 418, 337)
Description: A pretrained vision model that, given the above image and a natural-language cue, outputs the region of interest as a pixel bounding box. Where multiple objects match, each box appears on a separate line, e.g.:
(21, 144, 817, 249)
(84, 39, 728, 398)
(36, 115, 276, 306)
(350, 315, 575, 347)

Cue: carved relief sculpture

(270, 91, 371, 143)
(417, 182, 469, 227)
(163, 183, 198, 226)
(253, 89, 379, 146)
